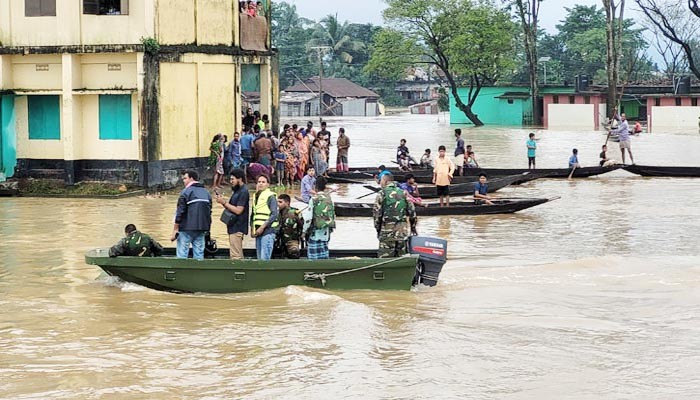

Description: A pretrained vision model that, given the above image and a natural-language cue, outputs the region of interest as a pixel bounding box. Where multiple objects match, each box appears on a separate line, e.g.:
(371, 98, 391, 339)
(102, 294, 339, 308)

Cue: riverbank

(8, 179, 145, 198)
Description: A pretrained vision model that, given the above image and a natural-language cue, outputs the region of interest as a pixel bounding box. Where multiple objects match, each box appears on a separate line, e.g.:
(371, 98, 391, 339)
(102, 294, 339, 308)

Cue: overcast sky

(285, 0, 607, 33)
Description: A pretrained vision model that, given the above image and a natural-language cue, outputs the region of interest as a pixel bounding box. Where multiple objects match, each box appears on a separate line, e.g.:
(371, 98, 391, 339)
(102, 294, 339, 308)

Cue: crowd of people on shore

(206, 109, 351, 189)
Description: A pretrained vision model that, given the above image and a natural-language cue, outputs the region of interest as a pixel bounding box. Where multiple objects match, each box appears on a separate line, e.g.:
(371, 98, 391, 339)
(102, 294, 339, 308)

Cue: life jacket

(312, 192, 336, 230)
(381, 183, 408, 223)
(252, 188, 279, 230)
(125, 231, 152, 257)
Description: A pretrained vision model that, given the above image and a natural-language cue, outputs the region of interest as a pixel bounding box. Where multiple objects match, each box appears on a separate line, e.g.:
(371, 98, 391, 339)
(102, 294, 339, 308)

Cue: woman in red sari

(294, 132, 309, 181)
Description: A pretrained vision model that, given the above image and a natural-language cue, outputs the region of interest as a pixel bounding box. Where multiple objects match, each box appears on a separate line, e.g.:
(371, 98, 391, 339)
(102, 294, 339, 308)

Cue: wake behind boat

(335, 197, 557, 217)
(85, 237, 448, 293)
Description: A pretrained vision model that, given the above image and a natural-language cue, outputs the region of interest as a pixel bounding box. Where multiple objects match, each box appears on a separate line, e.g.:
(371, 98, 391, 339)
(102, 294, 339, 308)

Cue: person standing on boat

(454, 129, 465, 176)
(609, 113, 635, 165)
(300, 166, 317, 203)
(303, 177, 336, 260)
(171, 170, 212, 260)
(526, 133, 537, 169)
(275, 194, 303, 259)
(336, 128, 351, 172)
(216, 169, 249, 260)
(250, 175, 279, 260)
(109, 224, 163, 257)
(473, 174, 494, 206)
(432, 145, 455, 207)
(373, 173, 417, 258)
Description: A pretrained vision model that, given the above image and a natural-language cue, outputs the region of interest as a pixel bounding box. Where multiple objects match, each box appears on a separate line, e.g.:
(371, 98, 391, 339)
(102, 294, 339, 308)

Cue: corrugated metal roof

(284, 77, 379, 98)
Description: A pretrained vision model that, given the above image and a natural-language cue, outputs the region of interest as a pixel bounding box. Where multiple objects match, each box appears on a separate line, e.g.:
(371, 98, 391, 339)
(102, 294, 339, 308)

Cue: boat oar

(568, 165, 577, 180)
(356, 185, 381, 199)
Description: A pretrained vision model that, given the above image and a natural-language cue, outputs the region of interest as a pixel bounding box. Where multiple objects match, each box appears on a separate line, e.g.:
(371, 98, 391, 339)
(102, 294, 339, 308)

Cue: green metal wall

(1, 95, 17, 179)
(449, 87, 531, 126)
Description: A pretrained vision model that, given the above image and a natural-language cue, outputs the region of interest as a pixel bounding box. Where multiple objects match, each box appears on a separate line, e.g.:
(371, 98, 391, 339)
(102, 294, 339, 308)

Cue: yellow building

(0, 0, 279, 186)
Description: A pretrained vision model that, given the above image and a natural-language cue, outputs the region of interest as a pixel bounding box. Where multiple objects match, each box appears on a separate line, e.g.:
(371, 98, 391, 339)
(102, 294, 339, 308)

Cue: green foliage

(437, 87, 449, 111)
(140, 37, 160, 55)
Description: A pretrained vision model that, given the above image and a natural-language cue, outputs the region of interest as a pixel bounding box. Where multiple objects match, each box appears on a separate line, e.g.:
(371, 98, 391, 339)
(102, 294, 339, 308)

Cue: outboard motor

(409, 236, 448, 286)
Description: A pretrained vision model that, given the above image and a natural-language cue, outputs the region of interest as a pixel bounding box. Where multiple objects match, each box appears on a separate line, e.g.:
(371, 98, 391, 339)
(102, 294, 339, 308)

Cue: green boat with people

(85, 236, 448, 293)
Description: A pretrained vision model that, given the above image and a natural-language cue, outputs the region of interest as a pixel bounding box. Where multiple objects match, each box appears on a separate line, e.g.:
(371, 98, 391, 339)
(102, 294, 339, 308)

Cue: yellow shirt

(433, 155, 455, 186)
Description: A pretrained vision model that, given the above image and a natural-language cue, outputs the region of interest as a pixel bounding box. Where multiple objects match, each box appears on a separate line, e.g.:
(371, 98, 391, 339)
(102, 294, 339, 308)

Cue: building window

(655, 98, 660, 106)
(692, 98, 698, 107)
(553, 95, 559, 104)
(25, 0, 56, 17)
(675, 97, 682, 106)
(99, 95, 132, 140)
(28, 96, 61, 140)
(507, 99, 514, 104)
(83, 0, 129, 15)
(569, 95, 575, 104)
(584, 96, 590, 104)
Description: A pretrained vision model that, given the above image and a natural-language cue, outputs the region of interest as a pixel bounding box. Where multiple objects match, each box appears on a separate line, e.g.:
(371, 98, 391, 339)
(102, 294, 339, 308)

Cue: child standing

(274, 149, 287, 187)
(526, 133, 537, 169)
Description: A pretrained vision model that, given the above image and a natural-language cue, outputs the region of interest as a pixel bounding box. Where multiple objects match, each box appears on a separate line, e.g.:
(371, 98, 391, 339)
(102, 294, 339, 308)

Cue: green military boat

(85, 237, 448, 294)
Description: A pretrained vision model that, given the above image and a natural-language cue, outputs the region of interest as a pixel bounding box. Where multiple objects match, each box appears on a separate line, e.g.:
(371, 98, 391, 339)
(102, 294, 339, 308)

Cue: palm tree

(307, 14, 366, 66)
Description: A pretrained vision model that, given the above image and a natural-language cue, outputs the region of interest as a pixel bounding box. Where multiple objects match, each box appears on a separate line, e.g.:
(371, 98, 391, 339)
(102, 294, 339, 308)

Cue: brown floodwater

(1, 113, 700, 399)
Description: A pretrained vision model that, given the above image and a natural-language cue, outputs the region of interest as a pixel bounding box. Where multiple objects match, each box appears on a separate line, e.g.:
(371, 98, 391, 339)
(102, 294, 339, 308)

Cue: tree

(366, 0, 516, 126)
(635, 0, 700, 80)
(602, 0, 626, 118)
(512, 0, 542, 125)
(271, 2, 315, 87)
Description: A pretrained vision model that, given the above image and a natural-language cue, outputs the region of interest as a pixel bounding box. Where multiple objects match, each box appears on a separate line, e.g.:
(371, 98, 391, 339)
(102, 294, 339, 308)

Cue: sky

(285, 0, 606, 33)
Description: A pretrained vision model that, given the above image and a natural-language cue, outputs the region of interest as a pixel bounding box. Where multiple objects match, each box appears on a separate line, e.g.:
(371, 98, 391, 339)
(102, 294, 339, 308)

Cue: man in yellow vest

(250, 174, 279, 260)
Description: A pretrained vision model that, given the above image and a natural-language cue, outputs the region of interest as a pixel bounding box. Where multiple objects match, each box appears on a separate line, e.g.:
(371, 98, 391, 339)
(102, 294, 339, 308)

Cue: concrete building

(0, 0, 279, 187)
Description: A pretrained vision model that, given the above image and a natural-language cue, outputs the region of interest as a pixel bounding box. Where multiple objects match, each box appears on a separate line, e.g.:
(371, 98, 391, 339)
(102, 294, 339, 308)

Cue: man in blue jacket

(171, 170, 212, 260)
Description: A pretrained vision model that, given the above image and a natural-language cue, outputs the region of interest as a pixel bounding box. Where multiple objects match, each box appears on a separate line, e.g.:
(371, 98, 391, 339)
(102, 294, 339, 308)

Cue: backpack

(312, 192, 336, 230)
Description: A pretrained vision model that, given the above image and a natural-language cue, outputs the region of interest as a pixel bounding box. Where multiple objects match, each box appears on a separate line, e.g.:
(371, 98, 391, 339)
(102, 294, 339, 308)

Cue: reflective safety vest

(252, 188, 279, 230)
(382, 183, 408, 223)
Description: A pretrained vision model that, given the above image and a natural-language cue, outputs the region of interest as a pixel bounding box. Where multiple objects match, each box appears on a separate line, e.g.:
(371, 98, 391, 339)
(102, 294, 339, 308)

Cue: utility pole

(310, 46, 331, 124)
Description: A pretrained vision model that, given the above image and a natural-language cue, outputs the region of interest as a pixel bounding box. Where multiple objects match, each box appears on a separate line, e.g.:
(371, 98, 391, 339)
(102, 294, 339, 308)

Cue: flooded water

(1, 113, 700, 399)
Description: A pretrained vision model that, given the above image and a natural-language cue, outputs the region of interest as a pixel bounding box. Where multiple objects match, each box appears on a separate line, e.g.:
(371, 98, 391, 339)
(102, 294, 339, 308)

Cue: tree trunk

(442, 67, 484, 126)
(515, 0, 541, 125)
(603, 0, 618, 118)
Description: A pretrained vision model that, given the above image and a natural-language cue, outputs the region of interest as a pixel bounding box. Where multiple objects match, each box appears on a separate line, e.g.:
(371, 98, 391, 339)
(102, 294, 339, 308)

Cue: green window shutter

(99, 95, 132, 140)
(241, 64, 261, 93)
(41, 0, 56, 16)
(83, 0, 99, 14)
(28, 96, 61, 140)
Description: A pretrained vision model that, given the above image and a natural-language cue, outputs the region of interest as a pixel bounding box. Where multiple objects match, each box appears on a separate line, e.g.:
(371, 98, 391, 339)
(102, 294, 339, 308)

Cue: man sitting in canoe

(275, 194, 303, 259)
(473, 174, 494, 206)
(398, 174, 424, 206)
(376, 165, 392, 184)
(109, 224, 163, 257)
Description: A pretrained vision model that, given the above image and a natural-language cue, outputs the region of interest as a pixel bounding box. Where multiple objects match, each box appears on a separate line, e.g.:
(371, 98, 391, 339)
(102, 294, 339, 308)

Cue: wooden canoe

(335, 197, 556, 217)
(85, 236, 449, 293)
(622, 164, 700, 177)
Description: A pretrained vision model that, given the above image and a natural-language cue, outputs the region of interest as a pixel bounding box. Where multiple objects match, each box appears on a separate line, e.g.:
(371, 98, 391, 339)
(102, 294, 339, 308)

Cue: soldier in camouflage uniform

(275, 194, 303, 259)
(109, 224, 163, 257)
(373, 173, 417, 258)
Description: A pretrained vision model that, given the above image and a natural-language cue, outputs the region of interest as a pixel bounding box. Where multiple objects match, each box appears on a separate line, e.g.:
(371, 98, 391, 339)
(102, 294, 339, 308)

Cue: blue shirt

(398, 182, 416, 195)
(455, 137, 465, 156)
(300, 175, 316, 203)
(226, 184, 250, 235)
(274, 151, 286, 169)
(526, 139, 537, 157)
(569, 155, 579, 168)
(612, 119, 630, 142)
(376, 170, 392, 184)
(240, 133, 254, 151)
(474, 182, 488, 195)
(227, 140, 241, 165)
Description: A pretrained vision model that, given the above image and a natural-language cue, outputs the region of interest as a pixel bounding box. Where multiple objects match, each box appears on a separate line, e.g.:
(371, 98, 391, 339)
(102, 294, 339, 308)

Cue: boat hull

(623, 165, 700, 177)
(335, 198, 553, 217)
(86, 248, 420, 293)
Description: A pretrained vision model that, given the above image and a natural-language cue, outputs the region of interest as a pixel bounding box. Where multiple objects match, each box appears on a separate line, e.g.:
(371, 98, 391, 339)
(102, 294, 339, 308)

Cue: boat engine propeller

(409, 236, 448, 286)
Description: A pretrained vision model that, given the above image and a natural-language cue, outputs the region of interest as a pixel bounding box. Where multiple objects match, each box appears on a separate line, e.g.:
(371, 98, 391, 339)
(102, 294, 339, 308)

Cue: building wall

(156, 0, 240, 46)
(10, 55, 63, 90)
(0, 1, 154, 47)
(79, 54, 138, 90)
(547, 104, 595, 129)
(650, 106, 700, 133)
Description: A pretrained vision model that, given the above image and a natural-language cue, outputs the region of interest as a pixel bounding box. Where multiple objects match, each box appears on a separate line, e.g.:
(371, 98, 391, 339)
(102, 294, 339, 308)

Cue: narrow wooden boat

(622, 164, 700, 177)
(412, 170, 552, 185)
(472, 165, 622, 178)
(85, 237, 448, 293)
(335, 197, 556, 217)
(415, 173, 531, 198)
